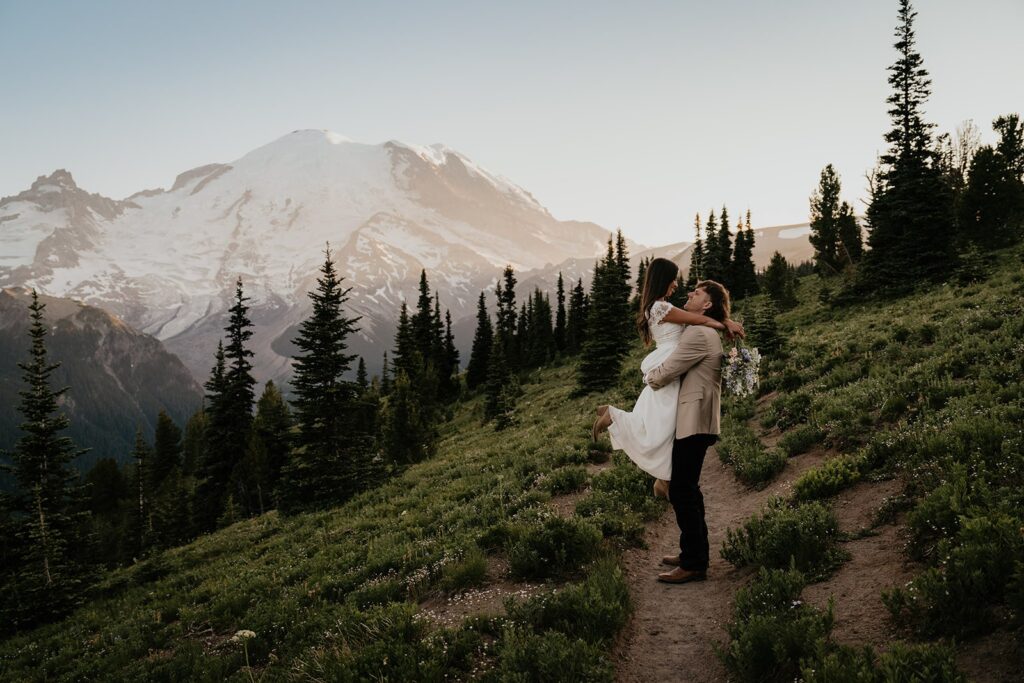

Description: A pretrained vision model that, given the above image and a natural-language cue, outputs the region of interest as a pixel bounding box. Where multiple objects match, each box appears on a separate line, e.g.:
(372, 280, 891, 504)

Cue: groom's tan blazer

(645, 325, 723, 440)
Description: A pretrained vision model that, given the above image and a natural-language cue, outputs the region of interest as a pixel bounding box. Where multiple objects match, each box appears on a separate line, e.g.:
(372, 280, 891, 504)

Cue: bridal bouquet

(723, 345, 761, 397)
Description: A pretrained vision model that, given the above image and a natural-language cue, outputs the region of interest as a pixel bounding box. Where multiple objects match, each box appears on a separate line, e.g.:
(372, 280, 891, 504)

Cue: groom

(645, 280, 730, 584)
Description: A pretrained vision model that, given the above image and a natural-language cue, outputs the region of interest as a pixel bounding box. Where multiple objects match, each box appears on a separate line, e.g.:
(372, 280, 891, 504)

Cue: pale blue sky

(2, 0, 1021, 245)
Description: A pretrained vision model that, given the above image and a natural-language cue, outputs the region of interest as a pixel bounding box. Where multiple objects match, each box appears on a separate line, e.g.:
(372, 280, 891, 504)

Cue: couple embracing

(593, 258, 742, 584)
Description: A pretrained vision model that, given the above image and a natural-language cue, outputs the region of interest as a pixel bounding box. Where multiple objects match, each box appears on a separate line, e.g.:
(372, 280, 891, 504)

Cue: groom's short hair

(696, 280, 731, 323)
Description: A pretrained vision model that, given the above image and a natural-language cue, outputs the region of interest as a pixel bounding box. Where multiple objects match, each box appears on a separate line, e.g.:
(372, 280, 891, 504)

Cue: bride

(592, 257, 742, 496)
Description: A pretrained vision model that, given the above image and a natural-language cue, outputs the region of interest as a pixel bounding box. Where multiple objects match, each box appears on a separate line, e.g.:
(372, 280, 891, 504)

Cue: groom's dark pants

(669, 433, 717, 571)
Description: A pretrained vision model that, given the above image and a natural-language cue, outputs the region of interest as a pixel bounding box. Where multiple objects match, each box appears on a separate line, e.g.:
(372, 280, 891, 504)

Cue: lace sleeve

(648, 300, 672, 326)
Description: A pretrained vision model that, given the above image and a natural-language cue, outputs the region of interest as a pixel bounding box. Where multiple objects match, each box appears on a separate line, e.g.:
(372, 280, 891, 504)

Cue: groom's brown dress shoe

(661, 555, 681, 567)
(657, 567, 707, 584)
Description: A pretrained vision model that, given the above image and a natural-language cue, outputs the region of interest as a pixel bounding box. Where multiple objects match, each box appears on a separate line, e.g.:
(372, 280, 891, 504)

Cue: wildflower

(231, 629, 256, 642)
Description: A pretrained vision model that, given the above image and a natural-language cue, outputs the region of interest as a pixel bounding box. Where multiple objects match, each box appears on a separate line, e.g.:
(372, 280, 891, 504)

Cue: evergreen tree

(837, 204, 863, 264)
(701, 210, 723, 282)
(747, 298, 783, 356)
(251, 381, 292, 504)
(761, 252, 799, 310)
(718, 206, 734, 288)
(431, 294, 445, 370)
(632, 257, 649, 311)
(566, 277, 587, 354)
(411, 270, 435, 362)
(687, 213, 704, 289)
(181, 408, 207, 475)
(391, 302, 420, 379)
(809, 164, 845, 275)
(281, 246, 364, 513)
(194, 342, 229, 531)
(466, 292, 493, 390)
(731, 212, 759, 299)
(1, 291, 92, 629)
(381, 370, 434, 465)
(495, 266, 519, 370)
(516, 300, 530, 362)
(442, 308, 460, 399)
(149, 410, 182, 492)
(554, 272, 567, 353)
(380, 350, 391, 396)
(859, 0, 955, 292)
(576, 240, 631, 393)
(960, 115, 1024, 247)
(356, 357, 369, 394)
(484, 336, 517, 427)
(127, 428, 154, 556)
(527, 288, 554, 367)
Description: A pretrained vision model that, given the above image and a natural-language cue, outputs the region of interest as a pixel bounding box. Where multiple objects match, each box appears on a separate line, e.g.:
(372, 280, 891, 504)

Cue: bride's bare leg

(591, 410, 613, 442)
(653, 479, 670, 501)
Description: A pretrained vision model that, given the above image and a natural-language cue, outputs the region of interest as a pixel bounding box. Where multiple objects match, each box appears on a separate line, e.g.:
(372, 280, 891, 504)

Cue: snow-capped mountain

(0, 130, 616, 383)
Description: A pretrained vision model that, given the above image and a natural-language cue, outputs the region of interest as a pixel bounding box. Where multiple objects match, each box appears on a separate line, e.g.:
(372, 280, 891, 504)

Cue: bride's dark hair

(636, 257, 680, 346)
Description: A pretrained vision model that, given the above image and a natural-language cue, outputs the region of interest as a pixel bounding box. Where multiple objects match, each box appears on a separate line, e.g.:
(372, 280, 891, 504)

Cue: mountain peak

(30, 168, 79, 193)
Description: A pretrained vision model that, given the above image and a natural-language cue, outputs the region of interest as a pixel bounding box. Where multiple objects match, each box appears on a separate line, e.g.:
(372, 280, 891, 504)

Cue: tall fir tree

(495, 266, 519, 370)
(466, 292, 493, 390)
(566, 277, 587, 354)
(251, 381, 292, 507)
(1, 290, 92, 630)
(959, 114, 1024, 248)
(554, 272, 567, 353)
(761, 252, 799, 310)
(701, 210, 723, 283)
(411, 270, 435, 363)
(391, 302, 420, 379)
(380, 350, 391, 396)
(718, 206, 734, 288)
(576, 239, 632, 393)
(356, 357, 369, 393)
(809, 164, 846, 275)
(731, 212, 759, 299)
(382, 370, 434, 465)
(687, 213, 704, 289)
(859, 0, 955, 292)
(280, 246, 364, 513)
(149, 410, 182, 492)
(527, 288, 554, 368)
(127, 428, 154, 556)
(837, 203, 863, 264)
(442, 308, 460, 399)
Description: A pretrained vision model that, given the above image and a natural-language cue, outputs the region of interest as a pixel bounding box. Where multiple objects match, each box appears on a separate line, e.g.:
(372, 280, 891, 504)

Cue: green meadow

(3, 246, 1023, 681)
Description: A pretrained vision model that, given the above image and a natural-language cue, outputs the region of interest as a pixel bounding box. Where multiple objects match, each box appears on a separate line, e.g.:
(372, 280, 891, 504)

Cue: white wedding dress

(607, 300, 682, 480)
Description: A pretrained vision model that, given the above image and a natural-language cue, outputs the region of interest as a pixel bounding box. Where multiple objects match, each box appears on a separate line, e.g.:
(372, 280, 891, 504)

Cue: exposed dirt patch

(956, 630, 1024, 683)
(417, 554, 548, 629)
(548, 489, 588, 518)
(417, 581, 548, 630)
(803, 522, 914, 650)
(833, 477, 904, 534)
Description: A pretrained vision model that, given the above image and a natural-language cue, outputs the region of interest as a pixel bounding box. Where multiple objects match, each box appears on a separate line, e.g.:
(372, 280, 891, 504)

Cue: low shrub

(442, 546, 489, 593)
(542, 466, 588, 495)
(490, 626, 613, 682)
(506, 516, 603, 580)
(801, 642, 965, 683)
(505, 556, 630, 644)
(721, 498, 844, 578)
(574, 492, 646, 546)
(761, 391, 812, 430)
(718, 425, 786, 488)
(884, 512, 1024, 637)
(791, 454, 865, 501)
(717, 566, 833, 683)
(777, 424, 824, 457)
(589, 458, 659, 518)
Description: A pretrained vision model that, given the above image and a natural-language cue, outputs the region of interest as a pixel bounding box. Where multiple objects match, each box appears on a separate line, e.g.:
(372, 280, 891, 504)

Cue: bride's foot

(591, 411, 612, 442)
(653, 479, 670, 501)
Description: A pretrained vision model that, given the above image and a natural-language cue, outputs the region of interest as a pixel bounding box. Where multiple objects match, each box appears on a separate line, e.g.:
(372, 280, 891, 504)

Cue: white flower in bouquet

(723, 345, 761, 397)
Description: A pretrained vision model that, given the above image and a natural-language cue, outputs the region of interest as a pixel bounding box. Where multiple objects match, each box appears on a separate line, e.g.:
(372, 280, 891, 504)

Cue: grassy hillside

(0, 356, 655, 681)
(3, 245, 1022, 681)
